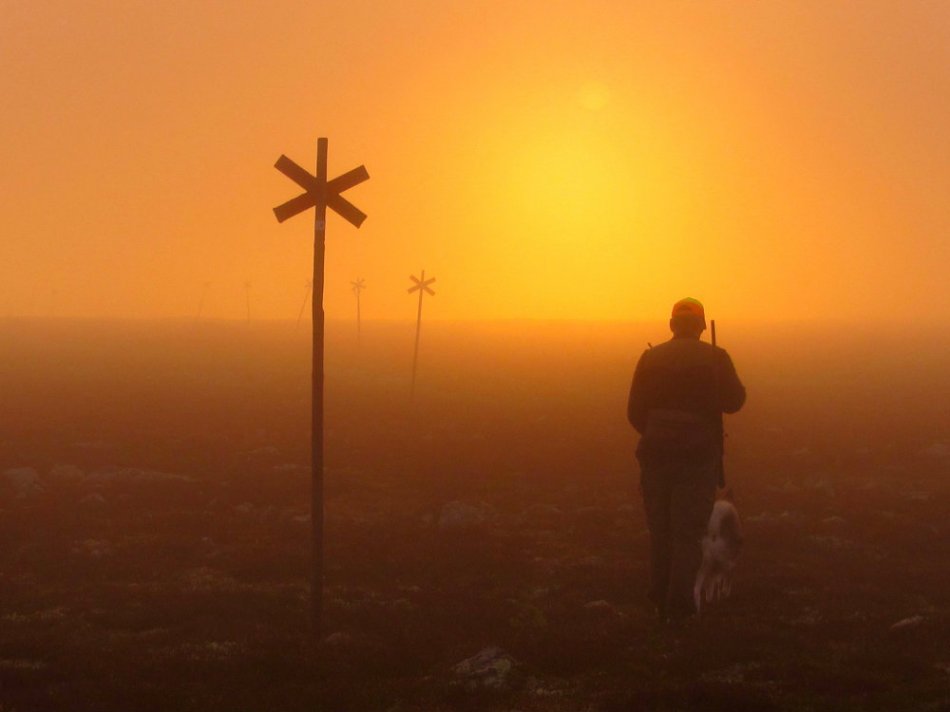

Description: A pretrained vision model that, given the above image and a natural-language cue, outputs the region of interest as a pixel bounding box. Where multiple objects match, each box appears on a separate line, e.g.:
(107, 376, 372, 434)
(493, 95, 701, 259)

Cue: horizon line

(0, 314, 922, 326)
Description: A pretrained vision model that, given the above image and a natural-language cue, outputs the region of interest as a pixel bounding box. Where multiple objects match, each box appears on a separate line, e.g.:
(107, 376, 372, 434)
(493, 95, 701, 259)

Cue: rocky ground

(0, 320, 948, 711)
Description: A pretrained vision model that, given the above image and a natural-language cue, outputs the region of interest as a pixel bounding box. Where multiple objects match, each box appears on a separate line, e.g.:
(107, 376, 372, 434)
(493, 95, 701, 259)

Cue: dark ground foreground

(1, 319, 948, 712)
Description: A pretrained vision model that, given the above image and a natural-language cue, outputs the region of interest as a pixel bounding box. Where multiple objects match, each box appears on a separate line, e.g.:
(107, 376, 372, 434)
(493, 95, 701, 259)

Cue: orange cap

(671, 297, 705, 321)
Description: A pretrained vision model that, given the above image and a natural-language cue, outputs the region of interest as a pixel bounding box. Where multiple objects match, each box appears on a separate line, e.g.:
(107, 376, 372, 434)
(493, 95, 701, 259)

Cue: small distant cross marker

(408, 270, 436, 399)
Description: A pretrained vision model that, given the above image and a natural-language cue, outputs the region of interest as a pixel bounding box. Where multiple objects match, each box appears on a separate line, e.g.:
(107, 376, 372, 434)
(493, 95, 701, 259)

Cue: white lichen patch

(2, 607, 67, 623)
(0, 658, 48, 671)
(154, 640, 244, 663)
(166, 568, 306, 597)
(72, 539, 114, 558)
(701, 662, 773, 688)
(890, 615, 924, 632)
(188, 640, 242, 661)
(178, 567, 241, 593)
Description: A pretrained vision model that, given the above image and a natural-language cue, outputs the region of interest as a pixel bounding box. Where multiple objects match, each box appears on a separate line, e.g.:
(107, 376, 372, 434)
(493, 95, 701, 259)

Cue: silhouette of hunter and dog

(628, 297, 746, 622)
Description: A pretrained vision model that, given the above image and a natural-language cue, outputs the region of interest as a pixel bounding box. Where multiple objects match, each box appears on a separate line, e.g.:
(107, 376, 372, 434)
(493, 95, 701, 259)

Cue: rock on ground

(583, 600, 619, 618)
(452, 646, 519, 690)
(438, 500, 495, 531)
(519, 503, 562, 525)
(918, 441, 948, 458)
(323, 631, 353, 647)
(79, 493, 107, 509)
(890, 615, 924, 632)
(2, 468, 44, 500)
(49, 464, 85, 481)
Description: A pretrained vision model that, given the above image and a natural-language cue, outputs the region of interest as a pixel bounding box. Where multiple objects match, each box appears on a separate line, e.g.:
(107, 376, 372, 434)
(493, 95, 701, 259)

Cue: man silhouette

(627, 298, 745, 621)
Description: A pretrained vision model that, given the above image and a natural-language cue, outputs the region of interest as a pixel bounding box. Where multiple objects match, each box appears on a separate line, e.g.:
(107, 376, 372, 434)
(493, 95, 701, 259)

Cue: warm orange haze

(2, 1, 948, 321)
(3, 3, 950, 711)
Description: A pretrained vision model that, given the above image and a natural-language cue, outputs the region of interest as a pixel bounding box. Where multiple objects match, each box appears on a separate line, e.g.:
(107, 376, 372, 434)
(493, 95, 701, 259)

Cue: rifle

(711, 319, 726, 488)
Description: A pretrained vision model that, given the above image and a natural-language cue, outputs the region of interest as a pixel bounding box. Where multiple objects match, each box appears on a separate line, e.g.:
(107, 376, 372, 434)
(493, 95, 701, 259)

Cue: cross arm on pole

(273, 143, 368, 227)
(327, 193, 367, 228)
(273, 192, 318, 223)
(326, 165, 369, 195)
(275, 155, 319, 192)
(409, 275, 436, 295)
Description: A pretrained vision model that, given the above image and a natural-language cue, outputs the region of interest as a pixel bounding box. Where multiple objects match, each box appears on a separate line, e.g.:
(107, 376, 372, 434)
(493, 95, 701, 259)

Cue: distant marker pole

(244, 281, 252, 324)
(408, 270, 436, 399)
(273, 137, 369, 635)
(196, 281, 211, 320)
(351, 278, 366, 343)
(711, 319, 717, 347)
(296, 279, 313, 331)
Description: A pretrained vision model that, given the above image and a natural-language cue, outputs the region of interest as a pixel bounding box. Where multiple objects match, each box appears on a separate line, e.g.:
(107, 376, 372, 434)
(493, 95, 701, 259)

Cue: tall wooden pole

(411, 269, 425, 399)
(311, 138, 328, 633)
(273, 137, 368, 637)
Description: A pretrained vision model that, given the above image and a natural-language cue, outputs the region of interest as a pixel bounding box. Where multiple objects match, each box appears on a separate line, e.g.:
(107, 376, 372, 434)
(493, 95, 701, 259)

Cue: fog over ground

(1, 318, 947, 710)
(2, 318, 947, 470)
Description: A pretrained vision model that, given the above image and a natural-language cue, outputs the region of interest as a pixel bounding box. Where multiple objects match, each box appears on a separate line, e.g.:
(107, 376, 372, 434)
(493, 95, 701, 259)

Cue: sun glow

(577, 82, 610, 112)
(477, 94, 652, 249)
(438, 98, 680, 318)
(506, 133, 618, 237)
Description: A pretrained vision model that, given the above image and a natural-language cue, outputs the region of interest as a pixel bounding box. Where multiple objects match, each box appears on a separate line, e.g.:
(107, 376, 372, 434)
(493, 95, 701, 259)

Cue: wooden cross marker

(351, 278, 366, 342)
(273, 137, 369, 634)
(408, 270, 436, 399)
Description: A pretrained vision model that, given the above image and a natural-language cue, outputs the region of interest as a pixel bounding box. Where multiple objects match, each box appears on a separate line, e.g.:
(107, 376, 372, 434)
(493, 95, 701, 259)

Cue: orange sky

(2, 1, 948, 322)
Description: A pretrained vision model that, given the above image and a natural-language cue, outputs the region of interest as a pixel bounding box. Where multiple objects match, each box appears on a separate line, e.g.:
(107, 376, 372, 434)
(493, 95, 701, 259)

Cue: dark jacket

(627, 335, 745, 464)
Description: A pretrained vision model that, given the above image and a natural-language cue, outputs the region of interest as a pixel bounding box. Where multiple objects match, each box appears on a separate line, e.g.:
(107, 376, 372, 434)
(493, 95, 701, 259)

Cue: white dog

(694, 491, 743, 613)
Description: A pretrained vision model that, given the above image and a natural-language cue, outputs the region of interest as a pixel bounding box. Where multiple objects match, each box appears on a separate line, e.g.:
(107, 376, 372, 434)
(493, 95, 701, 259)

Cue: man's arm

(627, 351, 651, 433)
(716, 349, 746, 414)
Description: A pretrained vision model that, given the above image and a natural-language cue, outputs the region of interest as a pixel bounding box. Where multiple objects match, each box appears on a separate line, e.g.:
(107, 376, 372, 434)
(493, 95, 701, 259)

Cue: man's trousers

(639, 457, 718, 618)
